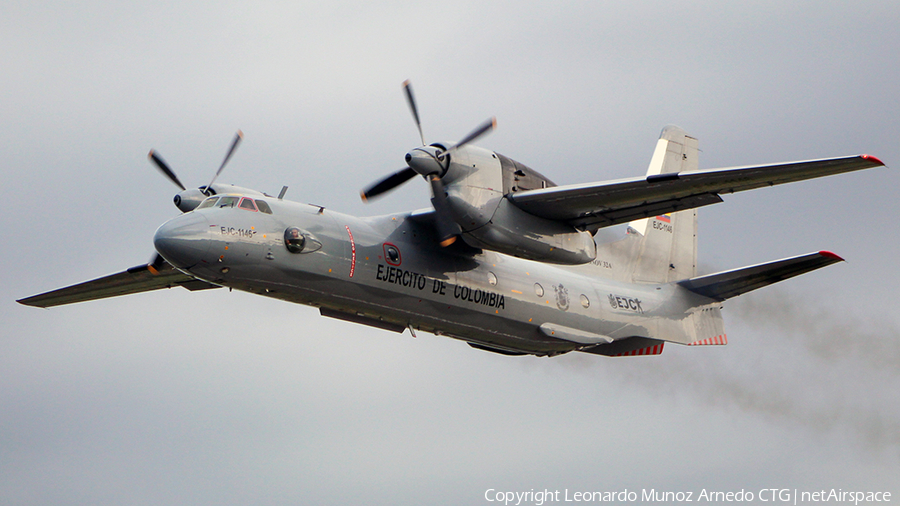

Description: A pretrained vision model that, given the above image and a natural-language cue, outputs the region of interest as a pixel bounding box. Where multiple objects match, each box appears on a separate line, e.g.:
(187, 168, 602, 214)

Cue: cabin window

(534, 283, 544, 297)
(580, 294, 590, 308)
(255, 200, 273, 214)
(239, 197, 258, 212)
(488, 272, 498, 286)
(196, 197, 218, 209)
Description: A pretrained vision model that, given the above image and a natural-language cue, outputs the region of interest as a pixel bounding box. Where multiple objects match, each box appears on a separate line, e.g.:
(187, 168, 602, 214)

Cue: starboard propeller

(148, 130, 244, 213)
(360, 81, 495, 246)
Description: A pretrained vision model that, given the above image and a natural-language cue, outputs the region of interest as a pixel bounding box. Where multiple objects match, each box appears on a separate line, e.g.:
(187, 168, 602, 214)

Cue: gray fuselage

(153, 194, 709, 357)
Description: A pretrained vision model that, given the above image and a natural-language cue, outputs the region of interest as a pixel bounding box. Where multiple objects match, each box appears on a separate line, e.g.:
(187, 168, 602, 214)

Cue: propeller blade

(403, 80, 426, 145)
(205, 130, 244, 194)
(148, 150, 186, 191)
(361, 167, 418, 202)
(454, 117, 496, 151)
(429, 175, 461, 246)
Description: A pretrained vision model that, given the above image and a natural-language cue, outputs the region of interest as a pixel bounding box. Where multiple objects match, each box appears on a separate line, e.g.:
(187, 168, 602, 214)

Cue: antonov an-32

(19, 83, 886, 357)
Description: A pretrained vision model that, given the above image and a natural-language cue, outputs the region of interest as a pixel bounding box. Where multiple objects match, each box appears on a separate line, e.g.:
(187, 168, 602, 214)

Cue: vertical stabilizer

(628, 126, 699, 283)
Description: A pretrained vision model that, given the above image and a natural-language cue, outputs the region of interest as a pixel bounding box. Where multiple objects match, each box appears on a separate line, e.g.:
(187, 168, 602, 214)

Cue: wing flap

(17, 260, 219, 308)
(677, 251, 844, 301)
(508, 155, 884, 229)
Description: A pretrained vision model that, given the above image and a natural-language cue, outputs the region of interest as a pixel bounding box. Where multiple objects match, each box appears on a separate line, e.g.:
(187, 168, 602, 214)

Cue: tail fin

(627, 126, 699, 283)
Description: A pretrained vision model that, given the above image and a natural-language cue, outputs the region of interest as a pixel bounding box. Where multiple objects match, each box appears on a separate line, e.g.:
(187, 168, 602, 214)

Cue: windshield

(195, 195, 274, 214)
(217, 196, 239, 208)
(196, 197, 218, 209)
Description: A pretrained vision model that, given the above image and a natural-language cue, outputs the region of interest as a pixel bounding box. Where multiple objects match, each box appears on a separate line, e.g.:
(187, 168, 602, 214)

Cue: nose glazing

(153, 212, 211, 269)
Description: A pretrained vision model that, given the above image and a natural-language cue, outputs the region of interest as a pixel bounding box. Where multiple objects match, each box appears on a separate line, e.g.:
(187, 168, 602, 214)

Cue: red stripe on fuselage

(345, 225, 356, 278)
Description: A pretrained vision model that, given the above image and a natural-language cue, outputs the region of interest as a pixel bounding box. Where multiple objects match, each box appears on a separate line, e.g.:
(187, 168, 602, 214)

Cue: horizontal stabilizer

(678, 251, 844, 301)
(17, 259, 219, 308)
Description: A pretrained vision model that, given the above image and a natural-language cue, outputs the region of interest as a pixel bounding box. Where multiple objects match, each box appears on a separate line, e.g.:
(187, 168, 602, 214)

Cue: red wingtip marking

(818, 250, 845, 261)
(861, 154, 884, 166)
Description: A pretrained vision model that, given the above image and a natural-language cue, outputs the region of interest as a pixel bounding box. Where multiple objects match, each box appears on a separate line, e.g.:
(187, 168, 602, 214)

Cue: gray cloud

(588, 289, 900, 455)
(3, 1, 900, 504)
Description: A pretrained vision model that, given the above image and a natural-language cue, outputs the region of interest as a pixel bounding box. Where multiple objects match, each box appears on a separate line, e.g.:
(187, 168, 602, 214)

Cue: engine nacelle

(441, 145, 596, 264)
(458, 198, 597, 264)
(173, 188, 207, 213)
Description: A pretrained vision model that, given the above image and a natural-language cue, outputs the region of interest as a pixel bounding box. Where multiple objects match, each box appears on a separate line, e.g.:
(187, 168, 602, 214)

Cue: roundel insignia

(383, 243, 401, 266)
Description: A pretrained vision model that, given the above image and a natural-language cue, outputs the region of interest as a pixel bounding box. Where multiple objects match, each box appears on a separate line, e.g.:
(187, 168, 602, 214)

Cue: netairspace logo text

(483, 488, 892, 505)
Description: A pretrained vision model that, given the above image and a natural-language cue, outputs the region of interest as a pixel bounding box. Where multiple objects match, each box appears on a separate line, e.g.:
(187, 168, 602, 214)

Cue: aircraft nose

(153, 212, 211, 269)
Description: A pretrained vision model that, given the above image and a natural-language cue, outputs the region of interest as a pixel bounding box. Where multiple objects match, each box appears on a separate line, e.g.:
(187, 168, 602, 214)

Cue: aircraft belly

(226, 267, 575, 355)
(225, 258, 661, 355)
(217, 256, 703, 354)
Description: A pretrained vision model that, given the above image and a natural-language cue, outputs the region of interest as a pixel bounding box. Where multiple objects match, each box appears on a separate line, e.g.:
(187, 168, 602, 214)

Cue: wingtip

(16, 296, 42, 308)
(818, 250, 845, 262)
(861, 154, 885, 166)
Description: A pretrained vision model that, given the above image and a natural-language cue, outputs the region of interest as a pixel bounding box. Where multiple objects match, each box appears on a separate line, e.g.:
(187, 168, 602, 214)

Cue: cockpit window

(196, 197, 218, 210)
(198, 195, 271, 213)
(217, 196, 239, 208)
(238, 197, 258, 212)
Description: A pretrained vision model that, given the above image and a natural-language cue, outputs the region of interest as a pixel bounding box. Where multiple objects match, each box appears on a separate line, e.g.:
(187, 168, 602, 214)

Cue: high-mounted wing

(507, 155, 884, 230)
(17, 258, 220, 308)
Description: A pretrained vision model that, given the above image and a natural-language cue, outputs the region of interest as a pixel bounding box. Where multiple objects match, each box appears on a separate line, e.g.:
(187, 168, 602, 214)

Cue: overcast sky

(3, 1, 899, 504)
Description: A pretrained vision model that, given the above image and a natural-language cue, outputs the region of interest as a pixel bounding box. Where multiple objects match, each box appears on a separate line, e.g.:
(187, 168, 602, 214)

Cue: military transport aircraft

(19, 82, 886, 357)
